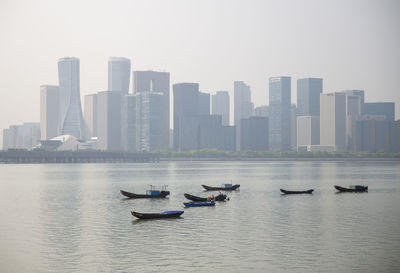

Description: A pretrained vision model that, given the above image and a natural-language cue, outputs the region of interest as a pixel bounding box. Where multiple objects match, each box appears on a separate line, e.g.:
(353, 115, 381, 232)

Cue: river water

(0, 161, 399, 272)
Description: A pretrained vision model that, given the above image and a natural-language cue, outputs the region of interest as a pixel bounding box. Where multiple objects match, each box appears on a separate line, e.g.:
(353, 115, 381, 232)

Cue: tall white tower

(58, 57, 86, 139)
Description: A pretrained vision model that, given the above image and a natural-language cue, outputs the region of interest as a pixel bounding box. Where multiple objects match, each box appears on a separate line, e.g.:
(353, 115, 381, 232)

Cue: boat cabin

(221, 183, 232, 188)
(348, 185, 366, 190)
(146, 184, 168, 196)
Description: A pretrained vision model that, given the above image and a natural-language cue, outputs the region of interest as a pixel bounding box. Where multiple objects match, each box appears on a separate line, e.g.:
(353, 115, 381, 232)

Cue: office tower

(122, 95, 139, 151)
(198, 115, 223, 149)
(173, 83, 199, 151)
(199, 92, 210, 115)
(212, 91, 230, 126)
(97, 91, 122, 151)
(297, 116, 320, 150)
(363, 102, 395, 121)
(221, 126, 236, 151)
(254, 105, 269, 117)
(269, 76, 291, 151)
(297, 78, 323, 116)
(345, 95, 362, 151)
(40, 85, 59, 140)
(343, 90, 364, 112)
(320, 92, 346, 151)
(355, 116, 391, 152)
(138, 92, 165, 151)
(58, 57, 86, 139)
(290, 104, 297, 150)
(2, 129, 10, 150)
(234, 81, 253, 150)
(84, 94, 98, 139)
(240, 116, 269, 151)
(3, 123, 40, 149)
(133, 71, 170, 149)
(108, 57, 131, 94)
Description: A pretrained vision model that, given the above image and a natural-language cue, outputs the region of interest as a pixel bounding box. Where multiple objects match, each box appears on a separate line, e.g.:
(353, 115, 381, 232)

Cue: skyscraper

(240, 116, 269, 151)
(173, 83, 199, 151)
(83, 94, 98, 139)
(343, 90, 364, 112)
(212, 91, 230, 126)
(108, 57, 131, 94)
(40, 85, 59, 140)
(363, 102, 395, 121)
(297, 78, 323, 116)
(234, 81, 253, 150)
(297, 116, 320, 150)
(269, 76, 291, 151)
(199, 92, 210, 115)
(97, 91, 122, 151)
(133, 71, 170, 149)
(319, 92, 346, 151)
(58, 57, 86, 139)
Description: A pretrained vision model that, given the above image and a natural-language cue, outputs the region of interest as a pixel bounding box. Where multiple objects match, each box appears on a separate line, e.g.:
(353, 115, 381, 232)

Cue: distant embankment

(1, 149, 399, 164)
(0, 150, 160, 164)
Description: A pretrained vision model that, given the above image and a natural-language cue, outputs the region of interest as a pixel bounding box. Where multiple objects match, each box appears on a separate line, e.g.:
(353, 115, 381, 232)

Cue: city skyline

(1, 0, 399, 148)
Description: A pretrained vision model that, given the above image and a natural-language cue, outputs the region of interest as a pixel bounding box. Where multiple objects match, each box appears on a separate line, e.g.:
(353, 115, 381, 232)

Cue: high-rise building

(319, 92, 346, 151)
(240, 116, 269, 151)
(97, 91, 122, 151)
(297, 78, 323, 116)
(355, 116, 391, 152)
(122, 95, 139, 151)
(58, 57, 86, 139)
(290, 104, 297, 150)
(343, 90, 364, 112)
(40, 85, 59, 140)
(2, 123, 40, 150)
(83, 94, 98, 139)
(363, 102, 395, 121)
(173, 83, 199, 151)
(297, 116, 320, 151)
(234, 81, 253, 150)
(345, 95, 362, 151)
(138, 92, 165, 151)
(108, 57, 131, 94)
(199, 92, 210, 115)
(133, 71, 170, 149)
(254, 105, 269, 117)
(212, 91, 230, 126)
(269, 76, 291, 151)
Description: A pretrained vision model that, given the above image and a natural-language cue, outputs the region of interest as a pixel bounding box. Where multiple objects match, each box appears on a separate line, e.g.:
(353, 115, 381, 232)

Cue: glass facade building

(297, 78, 323, 116)
(269, 76, 291, 151)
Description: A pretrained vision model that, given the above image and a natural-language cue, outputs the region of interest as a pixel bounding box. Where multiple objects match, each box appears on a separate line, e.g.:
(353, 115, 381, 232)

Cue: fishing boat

(280, 189, 314, 194)
(184, 193, 228, 202)
(202, 183, 240, 191)
(131, 210, 184, 219)
(334, 185, 368, 192)
(120, 185, 170, 198)
(183, 201, 215, 207)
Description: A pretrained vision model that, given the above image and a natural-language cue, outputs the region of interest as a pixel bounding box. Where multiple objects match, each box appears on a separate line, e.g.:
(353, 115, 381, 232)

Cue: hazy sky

(1, 0, 399, 144)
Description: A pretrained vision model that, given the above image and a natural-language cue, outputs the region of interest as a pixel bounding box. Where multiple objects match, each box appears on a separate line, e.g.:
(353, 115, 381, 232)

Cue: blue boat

(184, 201, 216, 207)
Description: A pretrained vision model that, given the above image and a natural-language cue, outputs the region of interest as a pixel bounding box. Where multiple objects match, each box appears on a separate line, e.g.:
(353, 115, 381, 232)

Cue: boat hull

(184, 193, 228, 201)
(334, 185, 368, 192)
(202, 184, 240, 191)
(121, 190, 170, 199)
(280, 189, 314, 194)
(184, 201, 215, 207)
(131, 210, 184, 219)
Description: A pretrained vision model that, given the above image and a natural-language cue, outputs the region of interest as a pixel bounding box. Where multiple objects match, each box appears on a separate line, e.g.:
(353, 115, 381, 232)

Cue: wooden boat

(121, 185, 170, 199)
(202, 184, 240, 191)
(131, 210, 184, 219)
(280, 189, 314, 194)
(184, 201, 215, 207)
(184, 193, 228, 202)
(334, 185, 368, 192)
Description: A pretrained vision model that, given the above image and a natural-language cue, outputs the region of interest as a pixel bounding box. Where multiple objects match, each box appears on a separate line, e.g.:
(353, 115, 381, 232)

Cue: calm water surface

(0, 161, 399, 272)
